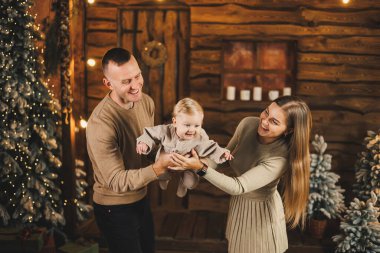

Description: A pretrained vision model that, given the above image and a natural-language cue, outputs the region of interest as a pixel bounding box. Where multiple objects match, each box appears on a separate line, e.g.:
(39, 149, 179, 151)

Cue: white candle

(240, 89, 251, 101)
(283, 87, 292, 96)
(226, 86, 236, 101)
(268, 90, 280, 101)
(253, 86, 262, 101)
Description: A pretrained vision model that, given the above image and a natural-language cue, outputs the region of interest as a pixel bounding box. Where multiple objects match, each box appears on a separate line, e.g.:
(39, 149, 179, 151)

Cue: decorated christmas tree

(353, 130, 380, 202)
(0, 0, 64, 226)
(307, 135, 345, 219)
(333, 192, 380, 253)
(74, 159, 93, 222)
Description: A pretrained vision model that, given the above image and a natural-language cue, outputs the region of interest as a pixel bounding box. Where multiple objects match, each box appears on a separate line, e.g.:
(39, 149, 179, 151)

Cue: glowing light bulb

(342, 0, 350, 4)
(80, 118, 88, 128)
(87, 58, 96, 67)
(88, 0, 95, 4)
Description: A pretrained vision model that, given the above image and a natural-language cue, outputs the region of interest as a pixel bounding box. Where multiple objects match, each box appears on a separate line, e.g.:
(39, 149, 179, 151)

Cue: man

(86, 48, 171, 253)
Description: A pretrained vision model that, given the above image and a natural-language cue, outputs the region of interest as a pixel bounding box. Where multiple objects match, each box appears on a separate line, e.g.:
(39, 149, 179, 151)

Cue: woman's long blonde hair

(275, 96, 312, 229)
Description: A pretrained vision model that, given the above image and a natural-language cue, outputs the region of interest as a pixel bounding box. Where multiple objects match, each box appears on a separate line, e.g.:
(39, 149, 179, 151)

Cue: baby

(136, 97, 232, 197)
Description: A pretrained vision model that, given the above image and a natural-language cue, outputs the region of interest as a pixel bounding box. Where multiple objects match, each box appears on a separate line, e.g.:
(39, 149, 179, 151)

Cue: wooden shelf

(201, 97, 380, 114)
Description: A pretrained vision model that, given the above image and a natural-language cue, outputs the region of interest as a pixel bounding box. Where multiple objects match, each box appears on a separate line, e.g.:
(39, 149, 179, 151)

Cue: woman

(171, 96, 312, 253)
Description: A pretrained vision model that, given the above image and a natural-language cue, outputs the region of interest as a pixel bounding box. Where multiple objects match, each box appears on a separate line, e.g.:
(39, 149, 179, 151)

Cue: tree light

(86, 58, 96, 67)
(80, 118, 88, 128)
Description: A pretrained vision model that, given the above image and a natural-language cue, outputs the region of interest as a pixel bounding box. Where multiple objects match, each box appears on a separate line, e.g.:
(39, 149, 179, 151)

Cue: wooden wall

(84, 0, 380, 212)
(185, 0, 380, 211)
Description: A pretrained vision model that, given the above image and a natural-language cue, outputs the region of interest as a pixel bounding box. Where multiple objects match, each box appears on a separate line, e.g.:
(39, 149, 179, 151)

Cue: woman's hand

(152, 151, 174, 176)
(170, 149, 204, 171)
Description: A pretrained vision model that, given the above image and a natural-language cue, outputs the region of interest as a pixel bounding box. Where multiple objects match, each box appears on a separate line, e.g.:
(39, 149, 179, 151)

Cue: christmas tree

(307, 135, 345, 219)
(0, 0, 65, 226)
(353, 130, 380, 202)
(74, 159, 93, 222)
(333, 192, 380, 253)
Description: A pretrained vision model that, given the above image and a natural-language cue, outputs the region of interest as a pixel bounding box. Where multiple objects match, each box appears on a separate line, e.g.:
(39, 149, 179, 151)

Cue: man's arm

(87, 118, 168, 193)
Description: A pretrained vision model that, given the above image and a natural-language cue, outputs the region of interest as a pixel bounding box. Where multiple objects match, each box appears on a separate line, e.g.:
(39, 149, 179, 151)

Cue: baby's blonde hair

(172, 98, 204, 117)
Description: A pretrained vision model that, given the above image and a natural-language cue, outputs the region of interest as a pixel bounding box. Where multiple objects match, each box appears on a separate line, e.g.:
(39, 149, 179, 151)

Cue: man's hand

(152, 151, 175, 176)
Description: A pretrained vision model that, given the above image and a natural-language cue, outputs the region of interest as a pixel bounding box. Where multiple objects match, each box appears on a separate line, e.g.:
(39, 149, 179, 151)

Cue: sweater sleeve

(203, 157, 287, 195)
(86, 117, 157, 193)
(195, 129, 229, 164)
(136, 125, 167, 154)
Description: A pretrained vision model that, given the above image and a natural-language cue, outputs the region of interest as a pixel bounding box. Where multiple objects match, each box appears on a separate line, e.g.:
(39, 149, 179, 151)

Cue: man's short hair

(102, 48, 132, 72)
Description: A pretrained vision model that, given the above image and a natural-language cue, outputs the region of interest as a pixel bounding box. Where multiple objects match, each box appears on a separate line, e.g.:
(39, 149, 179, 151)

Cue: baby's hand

(223, 151, 234, 160)
(136, 142, 149, 154)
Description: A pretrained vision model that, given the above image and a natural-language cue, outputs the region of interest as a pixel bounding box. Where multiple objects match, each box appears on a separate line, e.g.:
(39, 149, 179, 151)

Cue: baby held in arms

(136, 97, 233, 197)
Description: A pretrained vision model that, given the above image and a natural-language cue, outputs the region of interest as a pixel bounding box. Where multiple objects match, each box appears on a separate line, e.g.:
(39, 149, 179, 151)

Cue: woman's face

(258, 102, 288, 143)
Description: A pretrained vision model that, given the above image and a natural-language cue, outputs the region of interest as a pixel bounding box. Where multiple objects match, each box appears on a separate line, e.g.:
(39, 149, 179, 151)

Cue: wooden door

(85, 0, 190, 210)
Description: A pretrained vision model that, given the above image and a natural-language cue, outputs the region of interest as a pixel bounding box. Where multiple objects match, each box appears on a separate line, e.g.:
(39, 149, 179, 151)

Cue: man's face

(103, 56, 144, 103)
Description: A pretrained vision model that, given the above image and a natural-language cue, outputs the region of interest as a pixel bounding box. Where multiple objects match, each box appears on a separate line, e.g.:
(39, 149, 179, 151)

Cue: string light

(86, 58, 96, 67)
(79, 117, 88, 128)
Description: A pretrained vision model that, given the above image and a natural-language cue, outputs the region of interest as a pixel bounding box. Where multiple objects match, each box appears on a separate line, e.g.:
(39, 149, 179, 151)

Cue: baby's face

(173, 112, 203, 140)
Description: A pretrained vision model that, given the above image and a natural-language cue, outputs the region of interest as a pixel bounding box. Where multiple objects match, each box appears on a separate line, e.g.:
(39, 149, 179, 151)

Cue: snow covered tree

(74, 159, 93, 222)
(0, 0, 64, 226)
(353, 130, 380, 202)
(333, 192, 380, 253)
(307, 135, 345, 219)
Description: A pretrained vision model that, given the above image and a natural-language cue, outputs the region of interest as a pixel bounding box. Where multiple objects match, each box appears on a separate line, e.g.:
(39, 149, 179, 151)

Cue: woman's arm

(171, 151, 287, 195)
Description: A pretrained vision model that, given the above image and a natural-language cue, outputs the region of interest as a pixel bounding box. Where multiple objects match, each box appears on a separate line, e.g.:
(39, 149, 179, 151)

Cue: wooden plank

(298, 63, 380, 82)
(153, 210, 168, 235)
(201, 98, 380, 114)
(191, 5, 299, 24)
(193, 180, 229, 198)
(163, 11, 178, 119)
(190, 61, 220, 77)
(156, 237, 227, 252)
(297, 81, 380, 97)
(193, 211, 208, 239)
(191, 49, 221, 63)
(184, 0, 380, 9)
(159, 212, 183, 238)
(87, 97, 101, 114)
(86, 32, 117, 47)
(87, 45, 112, 59)
(121, 10, 134, 54)
(192, 23, 380, 37)
(190, 76, 221, 93)
(86, 6, 117, 20)
(188, 194, 229, 213)
(135, 11, 149, 55)
(87, 20, 116, 31)
(299, 37, 380, 56)
(178, 10, 190, 98)
(175, 212, 197, 239)
(149, 11, 164, 124)
(86, 66, 108, 99)
(298, 53, 380, 66)
(206, 212, 227, 240)
(190, 36, 222, 50)
(300, 8, 380, 26)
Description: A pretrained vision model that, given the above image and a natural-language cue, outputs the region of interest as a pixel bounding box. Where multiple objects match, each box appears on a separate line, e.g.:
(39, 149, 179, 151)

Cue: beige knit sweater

(86, 92, 158, 205)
